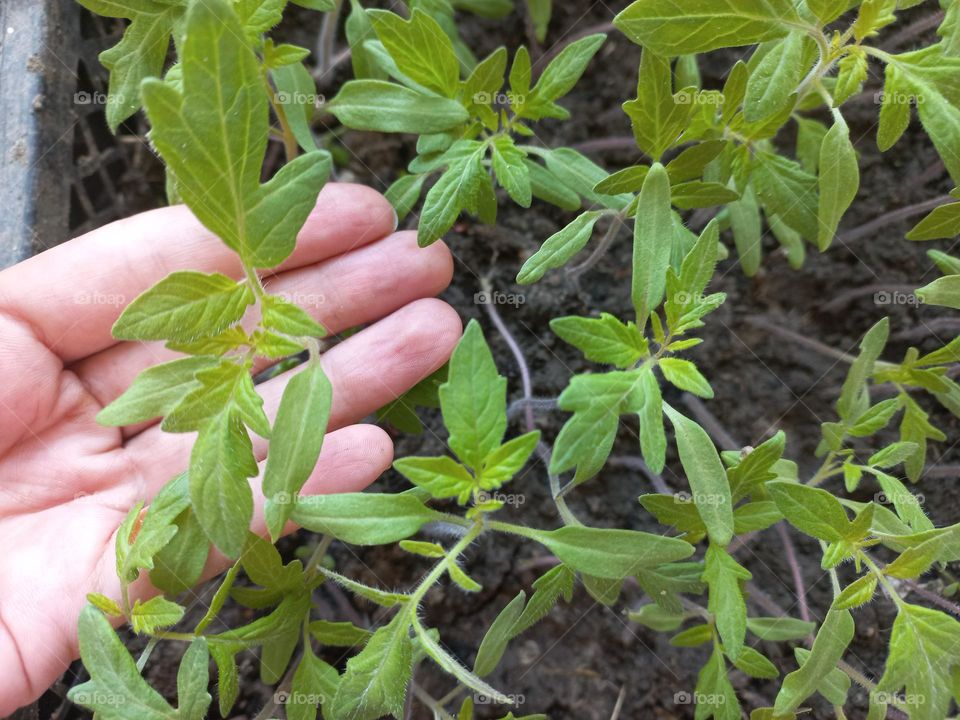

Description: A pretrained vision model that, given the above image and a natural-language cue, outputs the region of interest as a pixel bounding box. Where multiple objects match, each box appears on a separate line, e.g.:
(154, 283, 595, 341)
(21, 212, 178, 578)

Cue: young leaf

(774, 607, 854, 715)
(330, 611, 413, 720)
(368, 9, 461, 97)
(491, 135, 532, 207)
(747, 616, 815, 642)
(835, 573, 878, 609)
(328, 80, 469, 133)
(68, 606, 177, 719)
(394, 456, 475, 503)
(190, 410, 258, 558)
(439, 320, 507, 469)
(292, 492, 441, 544)
(550, 313, 647, 368)
(141, 0, 330, 268)
(768, 481, 850, 542)
(534, 525, 695, 579)
(289, 647, 340, 720)
(418, 150, 486, 246)
(473, 592, 527, 676)
(632, 162, 673, 325)
(516, 211, 602, 284)
(744, 33, 804, 122)
(704, 544, 751, 659)
(693, 645, 740, 719)
(817, 115, 859, 250)
(727, 184, 762, 276)
(97, 356, 220, 426)
(663, 404, 734, 547)
(112, 272, 253, 343)
(480, 431, 541, 489)
(614, 0, 799, 55)
(637, 366, 667, 473)
(907, 199, 960, 240)
(876, 603, 960, 720)
(659, 358, 713, 398)
(529, 34, 605, 108)
(130, 596, 185, 634)
(263, 362, 333, 539)
(177, 639, 211, 720)
(623, 52, 691, 161)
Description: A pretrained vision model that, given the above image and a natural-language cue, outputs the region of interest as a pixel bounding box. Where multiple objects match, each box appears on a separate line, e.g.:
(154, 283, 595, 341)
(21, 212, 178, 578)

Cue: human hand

(0, 183, 459, 714)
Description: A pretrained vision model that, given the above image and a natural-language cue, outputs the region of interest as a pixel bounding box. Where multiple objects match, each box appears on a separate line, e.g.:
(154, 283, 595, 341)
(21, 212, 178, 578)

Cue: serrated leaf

(550, 313, 647, 368)
(659, 358, 713, 398)
(263, 362, 332, 539)
(704, 544, 751, 658)
(368, 9, 460, 97)
(394, 456, 475, 502)
(663, 404, 734, 546)
(744, 33, 804, 122)
(613, 0, 799, 54)
(516, 210, 602, 283)
(130, 596, 185, 634)
(768, 481, 849, 542)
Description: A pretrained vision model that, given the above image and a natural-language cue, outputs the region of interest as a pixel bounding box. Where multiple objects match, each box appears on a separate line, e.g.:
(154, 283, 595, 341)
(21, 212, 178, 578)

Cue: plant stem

(777, 523, 811, 623)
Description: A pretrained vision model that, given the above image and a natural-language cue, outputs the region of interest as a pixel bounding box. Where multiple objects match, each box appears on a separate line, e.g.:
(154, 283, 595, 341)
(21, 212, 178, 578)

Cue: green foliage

(72, 0, 960, 717)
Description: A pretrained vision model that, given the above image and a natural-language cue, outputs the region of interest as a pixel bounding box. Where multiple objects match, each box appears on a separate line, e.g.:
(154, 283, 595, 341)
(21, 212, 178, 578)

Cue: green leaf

(670, 624, 713, 647)
(769, 482, 851, 542)
(130, 596, 185, 634)
(550, 371, 640, 482)
(752, 151, 819, 241)
(263, 362, 333, 539)
(613, 0, 799, 54)
(141, 0, 329, 268)
(659, 358, 713, 398)
(835, 573, 878, 609)
(916, 274, 960, 308)
(817, 115, 859, 250)
(112, 271, 253, 343)
(907, 199, 960, 240)
(528, 34, 605, 107)
(117, 474, 190, 583)
(75, 0, 181, 131)
(292, 492, 441, 544)
(480, 431, 541, 489)
(516, 211, 602, 283)
(162, 359, 268, 436)
(512, 564, 575, 635)
(732, 646, 779, 679)
(97, 356, 220, 426)
(385, 174, 427, 222)
(837, 318, 889, 424)
(68, 606, 177, 719)
(328, 80, 469, 133)
(318, 567, 409, 608)
(747, 616, 815, 642)
(473, 592, 526, 676)
(491, 135, 532, 207)
(394, 456, 475, 502)
(310, 620, 373, 647)
(87, 593, 123, 617)
(774, 606, 854, 715)
(289, 647, 340, 720)
(534, 525, 695, 580)
(525, 0, 551, 41)
(670, 181, 740, 209)
(190, 410, 258, 558)
(877, 603, 960, 720)
(330, 611, 413, 720)
(835, 48, 868, 106)
(418, 150, 486, 245)
(693, 645, 740, 719)
(413, 619, 510, 702)
(622, 52, 691, 161)
(744, 33, 804, 122)
(663, 404, 734, 546)
(177, 639, 211, 720)
(345, 0, 385, 80)
(262, 295, 326, 337)
(439, 320, 508, 469)
(527, 161, 582, 210)
(794, 647, 851, 706)
(704, 544, 751, 659)
(727, 184, 762, 276)
(540, 147, 631, 209)
(850, 398, 902, 437)
(369, 9, 460, 97)
(632, 162, 673, 324)
(637, 366, 667, 473)
(808, 0, 850, 25)
(550, 313, 647, 368)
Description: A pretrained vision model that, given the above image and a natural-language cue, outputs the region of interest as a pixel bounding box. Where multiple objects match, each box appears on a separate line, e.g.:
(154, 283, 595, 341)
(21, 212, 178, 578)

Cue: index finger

(0, 183, 396, 362)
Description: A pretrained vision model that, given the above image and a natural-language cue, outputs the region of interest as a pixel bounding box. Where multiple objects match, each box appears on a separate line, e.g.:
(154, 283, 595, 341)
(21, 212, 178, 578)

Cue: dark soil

(21, 2, 960, 720)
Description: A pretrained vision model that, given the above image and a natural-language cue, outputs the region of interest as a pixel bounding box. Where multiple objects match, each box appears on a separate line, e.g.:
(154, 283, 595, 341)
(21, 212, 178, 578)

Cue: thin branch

(606, 456, 673, 494)
(567, 213, 626, 279)
(680, 394, 739, 449)
(837, 195, 951, 245)
(901, 579, 960, 617)
(744, 316, 855, 363)
(820, 284, 923, 314)
(776, 523, 811, 623)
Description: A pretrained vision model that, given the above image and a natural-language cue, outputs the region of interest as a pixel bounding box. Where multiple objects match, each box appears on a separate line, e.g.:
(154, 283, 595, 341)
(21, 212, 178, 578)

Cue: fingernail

(390, 206, 399, 231)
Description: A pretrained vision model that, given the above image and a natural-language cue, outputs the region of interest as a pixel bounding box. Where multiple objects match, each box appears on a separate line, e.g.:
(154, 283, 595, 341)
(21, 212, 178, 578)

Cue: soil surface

(22, 2, 960, 720)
